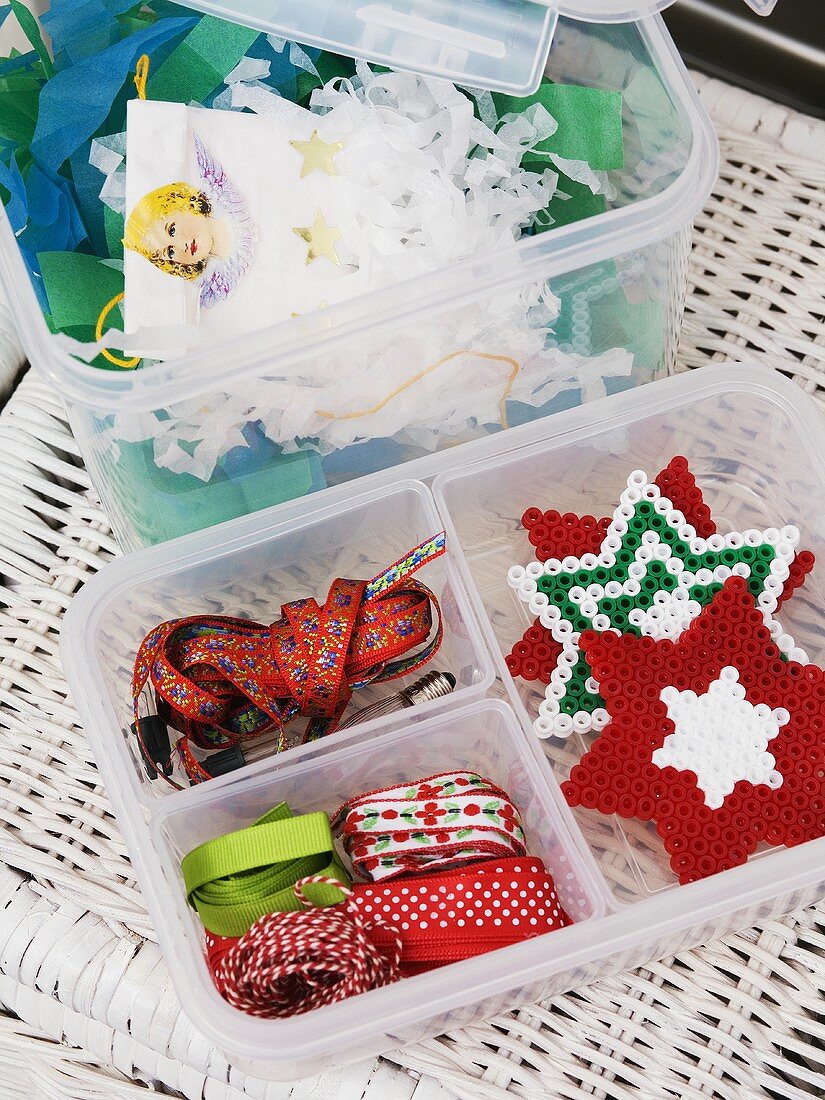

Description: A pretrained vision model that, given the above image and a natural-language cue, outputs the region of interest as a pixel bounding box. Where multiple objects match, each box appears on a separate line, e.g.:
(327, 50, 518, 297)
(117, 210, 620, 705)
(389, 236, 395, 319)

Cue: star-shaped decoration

(562, 577, 825, 884)
(507, 457, 719, 685)
(507, 460, 815, 690)
(289, 129, 343, 178)
(508, 468, 809, 738)
(652, 666, 787, 809)
(292, 210, 342, 266)
(521, 456, 717, 564)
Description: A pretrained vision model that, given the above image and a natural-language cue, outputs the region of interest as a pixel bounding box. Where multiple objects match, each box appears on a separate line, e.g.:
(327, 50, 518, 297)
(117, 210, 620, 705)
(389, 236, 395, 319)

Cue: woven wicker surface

(0, 74, 824, 1099)
(0, 299, 24, 406)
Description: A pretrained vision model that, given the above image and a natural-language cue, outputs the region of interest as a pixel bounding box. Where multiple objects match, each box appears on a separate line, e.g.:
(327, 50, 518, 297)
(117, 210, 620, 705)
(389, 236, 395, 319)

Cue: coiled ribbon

(134, 532, 446, 785)
(333, 771, 527, 881)
(181, 803, 350, 936)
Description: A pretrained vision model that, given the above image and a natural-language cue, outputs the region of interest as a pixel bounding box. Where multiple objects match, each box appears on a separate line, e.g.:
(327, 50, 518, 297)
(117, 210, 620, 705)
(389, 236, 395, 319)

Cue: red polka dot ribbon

(206, 858, 572, 1009)
(133, 533, 446, 786)
(333, 771, 527, 881)
(350, 856, 571, 974)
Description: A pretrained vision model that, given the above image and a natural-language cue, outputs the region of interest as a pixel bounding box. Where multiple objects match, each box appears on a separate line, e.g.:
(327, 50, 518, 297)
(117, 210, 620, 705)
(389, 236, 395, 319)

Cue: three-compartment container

(0, 6, 718, 551)
(63, 365, 825, 1080)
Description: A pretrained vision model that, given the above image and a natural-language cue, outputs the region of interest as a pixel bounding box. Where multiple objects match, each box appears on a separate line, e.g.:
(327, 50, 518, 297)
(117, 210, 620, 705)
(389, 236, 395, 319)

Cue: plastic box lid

(162, 0, 779, 95)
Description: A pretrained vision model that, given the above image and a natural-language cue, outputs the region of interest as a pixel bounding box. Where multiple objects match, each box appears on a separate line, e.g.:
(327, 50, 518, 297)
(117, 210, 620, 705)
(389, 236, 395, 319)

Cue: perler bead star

(520, 456, 718, 565)
(507, 457, 722, 685)
(507, 468, 809, 738)
(562, 577, 825, 884)
(507, 460, 815, 688)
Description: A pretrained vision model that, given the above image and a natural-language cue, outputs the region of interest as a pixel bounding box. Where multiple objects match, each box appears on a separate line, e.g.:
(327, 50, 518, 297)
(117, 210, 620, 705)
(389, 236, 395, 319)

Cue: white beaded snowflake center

(651, 667, 789, 810)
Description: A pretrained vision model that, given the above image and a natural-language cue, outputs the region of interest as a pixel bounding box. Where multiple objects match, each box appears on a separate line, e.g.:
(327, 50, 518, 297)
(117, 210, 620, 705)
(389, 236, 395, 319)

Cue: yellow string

(133, 54, 150, 100)
(316, 350, 521, 429)
(95, 294, 140, 369)
(92, 57, 151, 369)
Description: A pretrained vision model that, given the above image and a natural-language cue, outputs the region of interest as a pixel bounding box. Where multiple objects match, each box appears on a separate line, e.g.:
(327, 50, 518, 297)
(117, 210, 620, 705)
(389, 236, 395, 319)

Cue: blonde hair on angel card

(123, 182, 212, 280)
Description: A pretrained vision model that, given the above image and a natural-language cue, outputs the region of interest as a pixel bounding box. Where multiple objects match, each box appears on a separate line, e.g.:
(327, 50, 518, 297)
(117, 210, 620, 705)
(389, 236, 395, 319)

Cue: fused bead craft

(652, 667, 787, 810)
(508, 468, 809, 738)
(562, 577, 825, 884)
(520, 456, 717, 565)
(508, 457, 720, 686)
(505, 621, 561, 684)
(776, 548, 816, 610)
(507, 458, 814, 694)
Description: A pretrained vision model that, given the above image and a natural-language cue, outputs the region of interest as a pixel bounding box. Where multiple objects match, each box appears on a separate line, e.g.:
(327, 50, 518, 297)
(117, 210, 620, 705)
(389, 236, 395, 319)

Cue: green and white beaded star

(507, 469, 808, 739)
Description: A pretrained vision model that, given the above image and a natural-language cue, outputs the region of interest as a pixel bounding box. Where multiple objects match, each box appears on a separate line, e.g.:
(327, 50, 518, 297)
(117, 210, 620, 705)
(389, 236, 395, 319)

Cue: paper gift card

(123, 98, 370, 357)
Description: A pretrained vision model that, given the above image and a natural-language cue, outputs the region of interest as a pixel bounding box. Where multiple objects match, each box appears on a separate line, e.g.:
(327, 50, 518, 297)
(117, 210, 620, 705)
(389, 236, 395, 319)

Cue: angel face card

(122, 98, 368, 357)
(124, 137, 255, 303)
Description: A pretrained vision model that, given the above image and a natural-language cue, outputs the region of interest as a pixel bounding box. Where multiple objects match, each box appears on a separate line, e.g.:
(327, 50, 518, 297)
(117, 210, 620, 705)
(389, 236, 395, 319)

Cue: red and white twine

(213, 876, 402, 1017)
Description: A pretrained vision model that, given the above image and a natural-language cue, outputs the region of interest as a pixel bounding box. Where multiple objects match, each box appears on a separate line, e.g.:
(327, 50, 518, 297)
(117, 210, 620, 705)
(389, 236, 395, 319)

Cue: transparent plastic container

(62, 480, 495, 803)
(140, 1, 777, 97)
(62, 365, 825, 1080)
(434, 364, 825, 904)
(0, 14, 718, 552)
(164, 0, 561, 94)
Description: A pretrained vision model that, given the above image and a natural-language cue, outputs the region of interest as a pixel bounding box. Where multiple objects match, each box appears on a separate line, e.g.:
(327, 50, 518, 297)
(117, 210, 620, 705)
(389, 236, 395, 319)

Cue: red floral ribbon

(133, 533, 446, 786)
(333, 771, 527, 880)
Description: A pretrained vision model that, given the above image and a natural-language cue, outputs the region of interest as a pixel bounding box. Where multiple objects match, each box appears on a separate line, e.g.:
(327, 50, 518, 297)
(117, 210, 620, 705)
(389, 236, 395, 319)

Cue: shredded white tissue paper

(100, 61, 635, 480)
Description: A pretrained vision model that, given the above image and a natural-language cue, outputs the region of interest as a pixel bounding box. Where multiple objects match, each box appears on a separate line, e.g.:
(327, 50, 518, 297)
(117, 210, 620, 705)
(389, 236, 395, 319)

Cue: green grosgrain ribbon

(180, 802, 350, 936)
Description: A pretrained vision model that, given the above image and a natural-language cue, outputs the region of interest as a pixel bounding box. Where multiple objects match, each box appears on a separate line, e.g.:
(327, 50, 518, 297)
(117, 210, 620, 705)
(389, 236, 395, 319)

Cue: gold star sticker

(292, 210, 342, 266)
(289, 129, 343, 178)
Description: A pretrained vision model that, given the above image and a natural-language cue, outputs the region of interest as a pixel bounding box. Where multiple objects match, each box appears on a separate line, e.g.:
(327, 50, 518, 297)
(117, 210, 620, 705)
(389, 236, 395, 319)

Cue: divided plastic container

(0, 12, 719, 552)
(64, 480, 495, 801)
(63, 364, 825, 1080)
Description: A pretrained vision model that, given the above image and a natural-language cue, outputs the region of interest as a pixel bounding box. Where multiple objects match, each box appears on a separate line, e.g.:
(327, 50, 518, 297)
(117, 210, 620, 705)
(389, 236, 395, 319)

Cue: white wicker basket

(0, 73, 823, 1099)
(0, 298, 24, 405)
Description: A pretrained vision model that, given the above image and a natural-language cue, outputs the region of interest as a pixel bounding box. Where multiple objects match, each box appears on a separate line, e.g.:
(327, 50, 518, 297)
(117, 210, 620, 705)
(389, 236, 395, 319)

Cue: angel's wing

(198, 261, 235, 309)
(194, 133, 247, 218)
(192, 134, 256, 308)
(197, 226, 256, 307)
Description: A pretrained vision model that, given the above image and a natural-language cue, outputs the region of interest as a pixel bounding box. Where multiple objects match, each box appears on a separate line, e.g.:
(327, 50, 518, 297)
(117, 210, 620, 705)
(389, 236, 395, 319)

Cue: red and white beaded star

(508, 457, 715, 685)
(562, 577, 825, 885)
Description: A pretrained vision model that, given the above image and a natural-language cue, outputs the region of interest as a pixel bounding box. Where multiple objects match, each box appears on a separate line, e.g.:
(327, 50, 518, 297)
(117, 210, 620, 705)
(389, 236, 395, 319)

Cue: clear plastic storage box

(63, 480, 495, 803)
(130, 0, 776, 95)
(62, 365, 825, 1080)
(0, 11, 718, 552)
